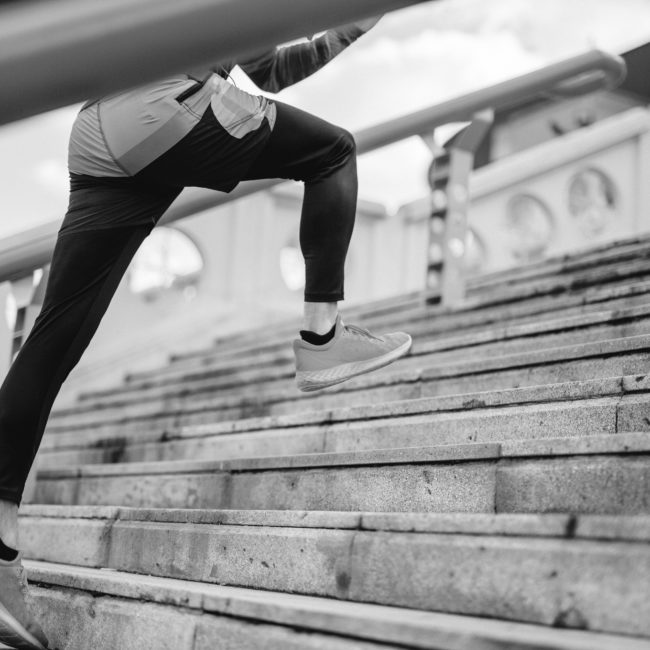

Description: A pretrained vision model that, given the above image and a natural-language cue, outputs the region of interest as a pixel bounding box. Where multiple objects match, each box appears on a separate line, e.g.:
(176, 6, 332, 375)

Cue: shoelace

(343, 322, 383, 342)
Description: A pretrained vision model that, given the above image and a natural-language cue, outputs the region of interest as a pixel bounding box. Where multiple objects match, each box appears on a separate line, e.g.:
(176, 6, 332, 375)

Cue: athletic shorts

(69, 72, 277, 180)
(62, 73, 278, 234)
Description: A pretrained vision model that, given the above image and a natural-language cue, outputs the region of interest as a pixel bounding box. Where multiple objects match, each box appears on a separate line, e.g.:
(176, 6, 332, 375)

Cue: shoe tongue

(345, 322, 377, 340)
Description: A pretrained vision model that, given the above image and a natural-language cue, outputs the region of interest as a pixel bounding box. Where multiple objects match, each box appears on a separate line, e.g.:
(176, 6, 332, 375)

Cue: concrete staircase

(19, 235, 650, 649)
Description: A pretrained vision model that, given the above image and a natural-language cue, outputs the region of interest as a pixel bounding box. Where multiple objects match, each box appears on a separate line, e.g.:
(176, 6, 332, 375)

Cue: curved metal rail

(0, 0, 429, 125)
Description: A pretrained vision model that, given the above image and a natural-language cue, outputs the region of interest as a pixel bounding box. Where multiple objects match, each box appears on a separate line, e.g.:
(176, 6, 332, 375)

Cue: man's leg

(138, 98, 359, 340)
(242, 101, 358, 336)
(242, 101, 412, 391)
(0, 179, 178, 649)
(0, 227, 151, 508)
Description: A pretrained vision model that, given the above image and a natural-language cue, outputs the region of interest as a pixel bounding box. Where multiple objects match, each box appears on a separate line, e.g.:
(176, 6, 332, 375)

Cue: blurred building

(401, 40, 650, 277)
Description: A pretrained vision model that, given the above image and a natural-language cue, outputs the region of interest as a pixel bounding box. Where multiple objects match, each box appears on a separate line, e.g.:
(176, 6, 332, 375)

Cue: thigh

(30, 177, 180, 370)
(41, 226, 150, 318)
(30, 215, 158, 371)
(62, 175, 181, 235)
(242, 101, 355, 183)
(0, 221, 156, 496)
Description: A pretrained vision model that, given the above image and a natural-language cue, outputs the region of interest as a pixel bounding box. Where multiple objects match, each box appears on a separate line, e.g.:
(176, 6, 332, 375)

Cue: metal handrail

(0, 0, 429, 125)
(0, 48, 625, 284)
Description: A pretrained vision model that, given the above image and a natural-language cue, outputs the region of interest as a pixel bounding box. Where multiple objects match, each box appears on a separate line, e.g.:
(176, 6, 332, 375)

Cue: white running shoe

(294, 315, 412, 392)
(0, 555, 49, 650)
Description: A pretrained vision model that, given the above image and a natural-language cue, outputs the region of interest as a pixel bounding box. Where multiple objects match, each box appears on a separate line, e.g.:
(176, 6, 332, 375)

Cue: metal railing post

(22, 266, 50, 344)
(425, 111, 494, 306)
(0, 283, 12, 378)
(8, 275, 35, 361)
(1, 268, 50, 377)
(439, 145, 475, 307)
(425, 145, 450, 296)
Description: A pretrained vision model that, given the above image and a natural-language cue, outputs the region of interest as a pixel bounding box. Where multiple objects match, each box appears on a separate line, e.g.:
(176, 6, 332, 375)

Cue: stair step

(18, 509, 650, 637)
(44, 335, 650, 437)
(20, 504, 650, 539)
(468, 236, 650, 288)
(33, 432, 650, 515)
(25, 561, 649, 650)
(38, 378, 650, 468)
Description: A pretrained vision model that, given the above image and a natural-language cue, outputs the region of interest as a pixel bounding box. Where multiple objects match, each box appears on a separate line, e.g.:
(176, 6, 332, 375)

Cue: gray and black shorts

(64, 72, 278, 234)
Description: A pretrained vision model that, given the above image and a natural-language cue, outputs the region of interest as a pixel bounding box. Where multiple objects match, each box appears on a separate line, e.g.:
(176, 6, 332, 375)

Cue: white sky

(1, 0, 650, 236)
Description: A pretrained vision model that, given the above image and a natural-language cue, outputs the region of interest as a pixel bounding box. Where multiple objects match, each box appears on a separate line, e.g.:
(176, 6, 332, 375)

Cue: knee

(309, 127, 356, 183)
(332, 128, 356, 163)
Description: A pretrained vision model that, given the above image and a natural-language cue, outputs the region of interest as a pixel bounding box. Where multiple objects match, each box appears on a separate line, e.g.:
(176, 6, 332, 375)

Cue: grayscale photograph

(0, 0, 649, 648)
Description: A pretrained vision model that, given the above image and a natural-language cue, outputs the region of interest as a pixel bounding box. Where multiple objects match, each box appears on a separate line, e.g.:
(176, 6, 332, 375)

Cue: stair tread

(20, 506, 650, 541)
(38, 431, 650, 478)
(25, 561, 650, 650)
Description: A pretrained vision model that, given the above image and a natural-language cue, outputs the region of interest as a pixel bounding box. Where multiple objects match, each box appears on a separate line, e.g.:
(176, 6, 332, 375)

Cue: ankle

(300, 321, 336, 345)
(0, 500, 19, 550)
(303, 301, 338, 334)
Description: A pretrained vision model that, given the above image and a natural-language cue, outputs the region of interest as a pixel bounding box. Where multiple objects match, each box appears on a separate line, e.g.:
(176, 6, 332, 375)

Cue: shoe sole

(296, 336, 412, 392)
(0, 604, 47, 650)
